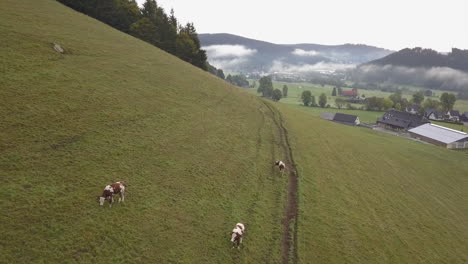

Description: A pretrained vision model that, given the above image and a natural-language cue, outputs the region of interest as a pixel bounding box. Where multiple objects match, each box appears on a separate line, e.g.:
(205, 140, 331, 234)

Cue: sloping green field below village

(1, 0, 467, 263)
(275, 103, 468, 263)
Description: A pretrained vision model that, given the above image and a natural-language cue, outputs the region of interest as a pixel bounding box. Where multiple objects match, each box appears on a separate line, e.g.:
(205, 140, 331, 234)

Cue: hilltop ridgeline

(365, 47, 468, 72)
(57, 0, 208, 70)
(199, 33, 393, 73)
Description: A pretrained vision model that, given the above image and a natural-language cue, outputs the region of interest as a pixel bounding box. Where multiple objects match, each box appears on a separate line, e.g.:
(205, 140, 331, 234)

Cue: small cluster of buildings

(321, 109, 468, 149)
(405, 105, 468, 125)
(424, 109, 468, 124)
(376, 110, 468, 149)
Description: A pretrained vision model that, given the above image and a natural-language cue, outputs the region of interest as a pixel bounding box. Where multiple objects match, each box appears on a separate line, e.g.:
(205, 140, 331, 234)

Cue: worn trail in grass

(263, 101, 300, 264)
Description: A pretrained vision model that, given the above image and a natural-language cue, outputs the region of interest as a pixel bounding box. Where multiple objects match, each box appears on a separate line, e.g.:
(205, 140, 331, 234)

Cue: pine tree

(319, 93, 327, 108)
(130, 17, 159, 45)
(216, 69, 225, 79)
(282, 85, 288, 97)
(258, 76, 273, 97)
(272, 89, 282, 101)
(301, 91, 312, 106)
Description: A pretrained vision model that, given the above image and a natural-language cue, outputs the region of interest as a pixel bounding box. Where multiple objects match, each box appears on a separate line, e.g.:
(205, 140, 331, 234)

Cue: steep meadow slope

(0, 1, 287, 262)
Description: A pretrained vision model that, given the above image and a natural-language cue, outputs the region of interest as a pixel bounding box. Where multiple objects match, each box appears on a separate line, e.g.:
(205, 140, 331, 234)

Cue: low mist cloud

(209, 58, 250, 69)
(292, 49, 319, 56)
(203, 44, 257, 70)
(203, 45, 257, 58)
(355, 65, 468, 91)
(270, 60, 355, 73)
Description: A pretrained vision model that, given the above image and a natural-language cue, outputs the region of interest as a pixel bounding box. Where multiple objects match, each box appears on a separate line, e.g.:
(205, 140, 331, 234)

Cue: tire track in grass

(262, 101, 299, 264)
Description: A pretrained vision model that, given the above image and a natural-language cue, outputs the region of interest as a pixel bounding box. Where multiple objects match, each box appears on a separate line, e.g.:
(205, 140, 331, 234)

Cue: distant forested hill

(366, 47, 468, 72)
(350, 48, 468, 91)
(199, 33, 393, 73)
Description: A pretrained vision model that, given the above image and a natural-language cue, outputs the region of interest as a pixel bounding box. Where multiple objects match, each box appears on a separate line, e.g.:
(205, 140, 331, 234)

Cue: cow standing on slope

(231, 223, 245, 249)
(274, 160, 286, 174)
(98, 181, 127, 207)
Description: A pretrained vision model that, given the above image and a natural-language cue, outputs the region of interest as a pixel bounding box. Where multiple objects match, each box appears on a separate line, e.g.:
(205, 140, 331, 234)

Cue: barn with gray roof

(408, 123, 468, 149)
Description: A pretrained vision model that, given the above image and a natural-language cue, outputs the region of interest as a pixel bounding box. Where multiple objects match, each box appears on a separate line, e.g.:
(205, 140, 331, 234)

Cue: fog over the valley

(202, 44, 361, 73)
(271, 60, 355, 74)
(203, 45, 257, 69)
(353, 65, 468, 91)
(292, 49, 319, 56)
(203, 45, 257, 58)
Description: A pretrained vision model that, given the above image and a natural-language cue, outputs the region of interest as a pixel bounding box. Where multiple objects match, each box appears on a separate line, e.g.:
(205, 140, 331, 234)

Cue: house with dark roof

(424, 109, 444, 121)
(446, 110, 460, 121)
(377, 110, 429, 130)
(332, 113, 360, 126)
(409, 123, 468, 148)
(460, 112, 468, 123)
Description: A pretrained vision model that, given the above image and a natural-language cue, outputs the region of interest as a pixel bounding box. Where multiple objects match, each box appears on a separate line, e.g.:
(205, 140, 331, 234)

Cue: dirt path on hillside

(262, 101, 299, 264)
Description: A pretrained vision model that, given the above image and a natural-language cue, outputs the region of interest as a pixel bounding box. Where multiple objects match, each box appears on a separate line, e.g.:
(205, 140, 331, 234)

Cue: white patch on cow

(99, 197, 105, 206)
(232, 227, 242, 236)
(104, 185, 114, 192)
(236, 223, 245, 233)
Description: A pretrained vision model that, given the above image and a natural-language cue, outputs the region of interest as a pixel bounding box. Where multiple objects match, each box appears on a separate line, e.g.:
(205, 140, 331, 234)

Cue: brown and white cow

(98, 181, 127, 207)
(230, 223, 245, 249)
(274, 160, 286, 174)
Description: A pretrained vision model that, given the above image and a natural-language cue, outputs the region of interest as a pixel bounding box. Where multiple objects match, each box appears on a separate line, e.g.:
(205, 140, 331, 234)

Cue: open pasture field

(260, 81, 468, 112)
(2, 0, 468, 263)
(275, 103, 468, 263)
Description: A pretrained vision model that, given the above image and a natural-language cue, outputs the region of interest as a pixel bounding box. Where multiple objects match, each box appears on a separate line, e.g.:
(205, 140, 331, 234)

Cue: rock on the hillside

(53, 43, 64, 53)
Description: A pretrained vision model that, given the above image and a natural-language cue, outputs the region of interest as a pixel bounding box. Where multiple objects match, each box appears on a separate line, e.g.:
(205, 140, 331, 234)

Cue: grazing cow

(231, 223, 245, 249)
(98, 181, 127, 207)
(274, 160, 286, 173)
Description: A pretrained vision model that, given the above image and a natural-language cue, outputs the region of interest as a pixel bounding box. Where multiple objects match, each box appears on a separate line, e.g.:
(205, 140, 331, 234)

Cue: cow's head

(236, 223, 245, 233)
(98, 196, 106, 206)
(230, 232, 238, 243)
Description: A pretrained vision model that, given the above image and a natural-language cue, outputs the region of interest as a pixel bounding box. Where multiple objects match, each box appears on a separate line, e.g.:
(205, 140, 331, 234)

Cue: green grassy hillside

(2, 1, 468, 263)
(275, 103, 468, 263)
(0, 1, 288, 263)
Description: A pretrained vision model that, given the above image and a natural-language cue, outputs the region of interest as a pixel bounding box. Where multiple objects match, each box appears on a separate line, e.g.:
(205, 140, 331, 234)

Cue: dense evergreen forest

(57, 0, 209, 71)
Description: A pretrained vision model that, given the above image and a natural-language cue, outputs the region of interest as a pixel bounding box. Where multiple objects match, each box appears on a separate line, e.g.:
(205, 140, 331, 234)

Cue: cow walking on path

(274, 160, 286, 175)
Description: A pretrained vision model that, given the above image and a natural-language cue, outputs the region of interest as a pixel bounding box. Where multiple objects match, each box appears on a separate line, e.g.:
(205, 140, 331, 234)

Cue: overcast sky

(136, 0, 468, 52)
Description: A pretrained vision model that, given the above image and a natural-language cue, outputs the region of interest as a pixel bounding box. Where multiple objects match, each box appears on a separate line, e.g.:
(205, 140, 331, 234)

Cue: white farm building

(408, 123, 468, 149)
